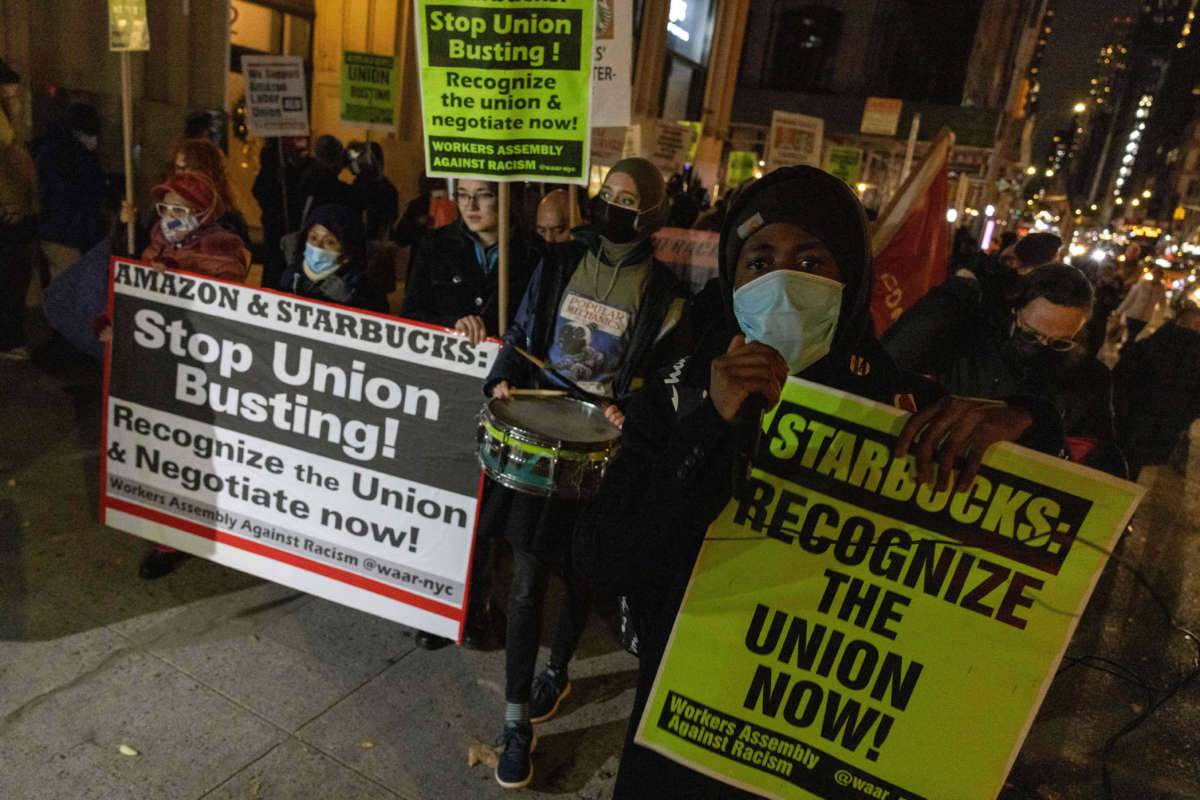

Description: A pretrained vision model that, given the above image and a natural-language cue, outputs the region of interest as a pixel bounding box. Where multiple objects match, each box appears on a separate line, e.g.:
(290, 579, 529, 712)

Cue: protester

(399, 177, 537, 651)
(1084, 244, 1141, 358)
(402, 179, 535, 344)
(35, 102, 106, 282)
(140, 171, 250, 283)
(484, 157, 692, 789)
(1112, 306, 1200, 476)
(101, 170, 250, 579)
(392, 173, 457, 249)
(297, 133, 358, 212)
(999, 232, 1062, 274)
(253, 137, 309, 290)
(571, 165, 1061, 796)
(346, 140, 399, 241)
(164, 136, 249, 242)
(533, 188, 572, 244)
(1114, 265, 1166, 344)
(277, 203, 387, 313)
(0, 59, 40, 361)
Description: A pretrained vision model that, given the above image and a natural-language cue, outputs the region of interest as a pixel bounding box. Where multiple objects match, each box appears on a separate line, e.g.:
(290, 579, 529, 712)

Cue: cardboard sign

(341, 51, 397, 130)
(824, 146, 864, 187)
(101, 261, 498, 640)
(109, 0, 150, 51)
(414, 0, 595, 182)
(861, 97, 903, 137)
(646, 118, 691, 177)
(590, 0, 632, 127)
(591, 126, 628, 166)
(766, 111, 824, 173)
(242, 55, 311, 138)
(636, 379, 1143, 799)
(726, 151, 758, 187)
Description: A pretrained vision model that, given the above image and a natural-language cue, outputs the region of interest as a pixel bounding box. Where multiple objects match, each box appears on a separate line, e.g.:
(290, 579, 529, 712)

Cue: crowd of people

(6, 51, 1200, 794)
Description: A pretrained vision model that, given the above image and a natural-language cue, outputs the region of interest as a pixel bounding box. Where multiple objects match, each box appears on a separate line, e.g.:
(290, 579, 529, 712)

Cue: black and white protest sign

(102, 260, 494, 639)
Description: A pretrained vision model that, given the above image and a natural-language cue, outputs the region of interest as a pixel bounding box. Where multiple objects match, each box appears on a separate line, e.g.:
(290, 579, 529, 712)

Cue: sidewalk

(0, 349, 632, 799)
(3, 337, 1199, 799)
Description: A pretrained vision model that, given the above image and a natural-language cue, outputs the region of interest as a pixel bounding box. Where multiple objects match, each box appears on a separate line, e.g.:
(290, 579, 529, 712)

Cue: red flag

(870, 128, 954, 335)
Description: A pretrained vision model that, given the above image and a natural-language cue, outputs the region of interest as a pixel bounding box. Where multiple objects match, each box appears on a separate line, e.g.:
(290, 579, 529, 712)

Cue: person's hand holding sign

(893, 395, 1035, 493)
(710, 334, 789, 424)
(454, 314, 488, 345)
(491, 380, 512, 400)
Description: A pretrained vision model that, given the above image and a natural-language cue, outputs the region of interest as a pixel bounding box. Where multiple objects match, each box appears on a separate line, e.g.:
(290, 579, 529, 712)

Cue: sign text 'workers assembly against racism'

(636, 379, 1143, 800)
(101, 260, 495, 640)
(414, 0, 594, 182)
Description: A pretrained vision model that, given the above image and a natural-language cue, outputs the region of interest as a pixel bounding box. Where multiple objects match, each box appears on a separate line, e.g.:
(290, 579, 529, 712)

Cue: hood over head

(719, 165, 874, 351)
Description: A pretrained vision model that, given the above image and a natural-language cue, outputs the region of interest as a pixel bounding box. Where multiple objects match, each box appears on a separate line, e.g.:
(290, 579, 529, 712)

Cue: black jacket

(1113, 321, 1200, 472)
(484, 234, 693, 401)
(572, 337, 1061, 798)
(401, 219, 536, 337)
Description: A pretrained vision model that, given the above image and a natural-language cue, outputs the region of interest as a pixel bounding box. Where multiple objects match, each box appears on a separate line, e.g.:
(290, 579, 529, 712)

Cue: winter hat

(1014, 233, 1062, 268)
(0, 59, 19, 86)
(152, 170, 224, 225)
(720, 165, 874, 348)
(305, 203, 365, 266)
(314, 134, 346, 172)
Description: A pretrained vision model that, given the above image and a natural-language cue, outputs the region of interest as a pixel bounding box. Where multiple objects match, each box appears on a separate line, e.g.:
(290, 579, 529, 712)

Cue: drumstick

(510, 389, 568, 397)
(511, 346, 605, 402)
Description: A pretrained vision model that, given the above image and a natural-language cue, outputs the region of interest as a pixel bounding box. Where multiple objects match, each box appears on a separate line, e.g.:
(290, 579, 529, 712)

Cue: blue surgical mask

(160, 214, 199, 244)
(733, 270, 843, 374)
(303, 242, 341, 276)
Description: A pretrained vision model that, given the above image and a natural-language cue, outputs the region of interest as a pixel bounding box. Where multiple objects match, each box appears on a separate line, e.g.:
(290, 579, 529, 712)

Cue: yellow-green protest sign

(341, 51, 397, 130)
(636, 379, 1143, 800)
(825, 146, 864, 187)
(414, 0, 594, 182)
(108, 0, 150, 51)
(680, 121, 703, 163)
(726, 151, 757, 187)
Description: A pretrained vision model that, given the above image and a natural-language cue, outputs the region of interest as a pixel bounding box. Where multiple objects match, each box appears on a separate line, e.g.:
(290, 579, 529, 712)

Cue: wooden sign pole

(497, 182, 511, 333)
(120, 51, 136, 255)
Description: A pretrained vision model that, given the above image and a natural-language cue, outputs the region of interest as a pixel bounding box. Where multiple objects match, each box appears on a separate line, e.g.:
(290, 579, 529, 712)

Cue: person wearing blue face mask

(572, 165, 1067, 798)
(277, 203, 387, 312)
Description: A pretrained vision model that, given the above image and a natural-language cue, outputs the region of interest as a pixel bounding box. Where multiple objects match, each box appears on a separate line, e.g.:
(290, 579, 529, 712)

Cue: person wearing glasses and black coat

(883, 264, 1124, 474)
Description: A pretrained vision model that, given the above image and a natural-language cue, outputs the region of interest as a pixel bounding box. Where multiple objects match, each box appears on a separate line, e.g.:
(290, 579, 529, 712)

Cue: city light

(1073, 102, 1086, 113)
(1091, 250, 1107, 262)
(984, 204, 995, 217)
(1044, 168, 1054, 177)
(1142, 189, 1151, 198)
(946, 208, 959, 223)
(1025, 166, 1037, 175)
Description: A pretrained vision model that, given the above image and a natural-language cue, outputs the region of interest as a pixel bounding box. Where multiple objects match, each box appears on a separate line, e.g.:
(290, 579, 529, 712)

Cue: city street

(0, 323, 1197, 800)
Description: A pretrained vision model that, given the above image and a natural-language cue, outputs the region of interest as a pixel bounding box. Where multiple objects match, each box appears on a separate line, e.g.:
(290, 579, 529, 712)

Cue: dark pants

(0, 239, 37, 350)
(505, 545, 590, 703)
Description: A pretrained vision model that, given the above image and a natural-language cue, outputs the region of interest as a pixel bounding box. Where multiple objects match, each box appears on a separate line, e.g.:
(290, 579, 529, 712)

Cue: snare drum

(477, 396, 621, 499)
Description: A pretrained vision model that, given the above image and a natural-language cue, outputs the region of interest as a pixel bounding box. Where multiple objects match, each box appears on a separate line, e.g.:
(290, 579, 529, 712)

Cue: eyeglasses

(454, 190, 497, 207)
(155, 202, 193, 220)
(1014, 315, 1078, 352)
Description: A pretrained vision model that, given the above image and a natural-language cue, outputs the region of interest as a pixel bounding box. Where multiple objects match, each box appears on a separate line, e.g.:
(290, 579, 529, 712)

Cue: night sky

(1033, 0, 1140, 160)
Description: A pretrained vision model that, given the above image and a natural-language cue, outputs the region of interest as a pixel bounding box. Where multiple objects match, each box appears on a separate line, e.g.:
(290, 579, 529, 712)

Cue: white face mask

(74, 131, 98, 152)
(733, 270, 844, 374)
(161, 214, 200, 243)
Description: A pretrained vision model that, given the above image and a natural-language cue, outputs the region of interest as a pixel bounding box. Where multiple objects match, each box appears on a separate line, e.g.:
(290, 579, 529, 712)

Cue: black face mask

(589, 195, 641, 243)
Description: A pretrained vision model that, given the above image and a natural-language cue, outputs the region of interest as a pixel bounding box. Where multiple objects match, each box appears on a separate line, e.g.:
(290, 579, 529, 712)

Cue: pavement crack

(0, 646, 134, 735)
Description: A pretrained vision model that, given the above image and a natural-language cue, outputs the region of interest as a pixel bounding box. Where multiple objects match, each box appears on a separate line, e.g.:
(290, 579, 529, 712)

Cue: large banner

(101, 260, 496, 640)
(635, 379, 1143, 799)
(242, 55, 311, 138)
(414, 0, 595, 182)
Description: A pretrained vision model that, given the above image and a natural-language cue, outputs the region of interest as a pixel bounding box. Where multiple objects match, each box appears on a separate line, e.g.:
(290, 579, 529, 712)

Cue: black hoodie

(573, 166, 1058, 798)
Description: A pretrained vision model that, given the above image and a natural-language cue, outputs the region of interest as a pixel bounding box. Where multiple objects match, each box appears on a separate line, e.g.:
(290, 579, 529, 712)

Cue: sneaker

(530, 666, 571, 723)
(138, 547, 190, 579)
(495, 720, 536, 789)
(0, 346, 31, 361)
(414, 630, 451, 650)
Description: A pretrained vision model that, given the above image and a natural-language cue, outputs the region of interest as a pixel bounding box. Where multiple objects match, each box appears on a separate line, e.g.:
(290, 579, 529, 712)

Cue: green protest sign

(636, 379, 1143, 800)
(824, 146, 864, 187)
(341, 51, 397, 130)
(726, 151, 757, 187)
(414, 0, 594, 182)
(108, 0, 150, 51)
